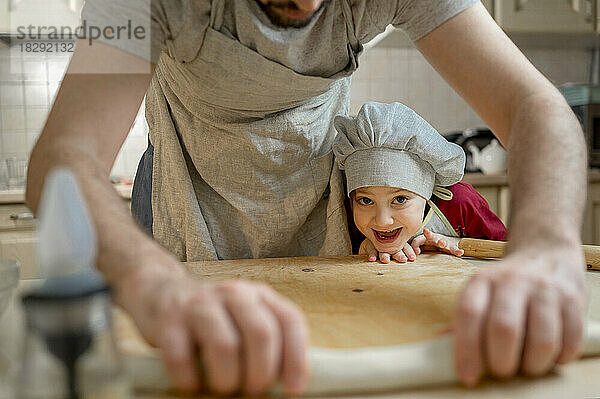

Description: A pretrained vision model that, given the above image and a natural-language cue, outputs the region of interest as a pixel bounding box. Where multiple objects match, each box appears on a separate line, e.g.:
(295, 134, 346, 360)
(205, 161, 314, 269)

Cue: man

(26, 0, 587, 396)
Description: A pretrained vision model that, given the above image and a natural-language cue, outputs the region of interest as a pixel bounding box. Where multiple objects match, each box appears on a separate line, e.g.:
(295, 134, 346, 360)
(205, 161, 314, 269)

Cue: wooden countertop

(0, 183, 133, 204)
(3, 256, 600, 398)
(132, 257, 600, 398)
(0, 189, 25, 204)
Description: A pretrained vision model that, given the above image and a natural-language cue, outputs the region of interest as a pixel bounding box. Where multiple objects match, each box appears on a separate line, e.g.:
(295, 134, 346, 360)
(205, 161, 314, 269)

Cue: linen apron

(144, 0, 360, 261)
(411, 187, 460, 240)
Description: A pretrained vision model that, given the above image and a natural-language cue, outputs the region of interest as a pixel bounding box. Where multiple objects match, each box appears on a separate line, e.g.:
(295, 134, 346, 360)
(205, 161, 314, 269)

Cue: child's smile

(372, 227, 402, 243)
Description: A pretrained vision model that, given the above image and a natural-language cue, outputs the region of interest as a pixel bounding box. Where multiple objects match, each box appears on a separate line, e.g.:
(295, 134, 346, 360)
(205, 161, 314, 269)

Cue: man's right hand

(118, 268, 309, 396)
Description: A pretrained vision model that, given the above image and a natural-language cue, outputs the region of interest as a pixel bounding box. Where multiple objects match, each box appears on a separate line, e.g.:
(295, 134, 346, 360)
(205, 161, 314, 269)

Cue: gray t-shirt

(81, 0, 478, 73)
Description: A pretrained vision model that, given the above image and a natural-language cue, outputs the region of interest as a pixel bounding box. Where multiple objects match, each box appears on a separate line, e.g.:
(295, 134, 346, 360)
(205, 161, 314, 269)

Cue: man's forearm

(26, 137, 185, 306)
(505, 90, 587, 252)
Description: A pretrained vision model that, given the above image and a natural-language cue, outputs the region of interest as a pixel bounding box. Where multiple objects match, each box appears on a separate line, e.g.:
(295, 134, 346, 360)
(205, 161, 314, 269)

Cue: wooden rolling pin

(125, 320, 600, 395)
(458, 238, 600, 271)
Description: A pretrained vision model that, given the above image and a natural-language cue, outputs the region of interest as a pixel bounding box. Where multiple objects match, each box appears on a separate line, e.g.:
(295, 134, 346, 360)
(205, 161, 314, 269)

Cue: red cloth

(434, 182, 507, 241)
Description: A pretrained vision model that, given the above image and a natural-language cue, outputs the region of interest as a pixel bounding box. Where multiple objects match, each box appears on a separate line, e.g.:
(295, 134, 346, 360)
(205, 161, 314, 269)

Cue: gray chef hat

(333, 102, 465, 199)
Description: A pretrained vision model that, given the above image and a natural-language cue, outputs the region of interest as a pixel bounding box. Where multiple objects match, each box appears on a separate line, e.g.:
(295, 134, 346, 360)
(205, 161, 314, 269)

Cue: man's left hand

(453, 243, 587, 386)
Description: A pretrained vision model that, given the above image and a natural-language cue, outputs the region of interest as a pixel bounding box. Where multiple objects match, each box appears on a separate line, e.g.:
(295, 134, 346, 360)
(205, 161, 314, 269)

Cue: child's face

(352, 186, 427, 254)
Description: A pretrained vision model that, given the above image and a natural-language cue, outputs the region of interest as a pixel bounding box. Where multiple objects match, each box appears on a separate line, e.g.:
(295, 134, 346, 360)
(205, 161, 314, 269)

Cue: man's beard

(256, 1, 329, 28)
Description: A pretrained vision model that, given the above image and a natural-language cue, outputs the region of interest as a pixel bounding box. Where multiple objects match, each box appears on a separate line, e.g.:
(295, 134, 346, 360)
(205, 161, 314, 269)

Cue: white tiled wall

(0, 40, 148, 178)
(349, 46, 591, 134)
(0, 40, 592, 177)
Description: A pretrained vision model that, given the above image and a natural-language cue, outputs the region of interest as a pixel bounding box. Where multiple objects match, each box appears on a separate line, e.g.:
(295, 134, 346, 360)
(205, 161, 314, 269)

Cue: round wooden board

(187, 254, 479, 348)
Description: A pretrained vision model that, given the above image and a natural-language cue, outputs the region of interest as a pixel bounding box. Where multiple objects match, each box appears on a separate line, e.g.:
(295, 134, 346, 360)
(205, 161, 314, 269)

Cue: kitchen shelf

(0, 183, 133, 204)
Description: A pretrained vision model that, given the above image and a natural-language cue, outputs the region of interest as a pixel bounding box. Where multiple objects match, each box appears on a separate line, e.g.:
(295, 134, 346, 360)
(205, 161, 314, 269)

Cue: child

(333, 102, 507, 263)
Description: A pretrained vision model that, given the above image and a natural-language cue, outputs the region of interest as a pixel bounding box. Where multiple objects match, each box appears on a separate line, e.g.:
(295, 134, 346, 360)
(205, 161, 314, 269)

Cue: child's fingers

(423, 228, 436, 240)
(410, 235, 426, 255)
(392, 251, 407, 263)
(422, 230, 431, 242)
(425, 229, 443, 244)
(424, 229, 446, 248)
(446, 248, 464, 257)
(450, 238, 462, 251)
(443, 238, 463, 257)
(402, 243, 416, 262)
(379, 252, 391, 264)
(359, 240, 378, 262)
(367, 243, 378, 262)
(449, 242, 464, 257)
(440, 244, 464, 257)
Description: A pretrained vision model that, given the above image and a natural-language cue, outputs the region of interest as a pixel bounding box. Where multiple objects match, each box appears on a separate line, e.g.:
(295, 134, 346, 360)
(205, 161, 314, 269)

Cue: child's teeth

(376, 228, 399, 238)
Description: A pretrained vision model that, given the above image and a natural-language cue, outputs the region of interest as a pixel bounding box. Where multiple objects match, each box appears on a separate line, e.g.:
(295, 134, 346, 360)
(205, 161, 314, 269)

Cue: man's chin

(257, 1, 327, 28)
(264, 9, 316, 28)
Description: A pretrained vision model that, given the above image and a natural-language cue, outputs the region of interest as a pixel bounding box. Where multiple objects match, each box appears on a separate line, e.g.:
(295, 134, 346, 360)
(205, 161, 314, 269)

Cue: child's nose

(375, 207, 395, 226)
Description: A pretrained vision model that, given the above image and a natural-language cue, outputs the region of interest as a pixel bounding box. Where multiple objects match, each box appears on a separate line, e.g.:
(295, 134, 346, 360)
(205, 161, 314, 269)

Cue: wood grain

(113, 254, 600, 397)
(186, 253, 478, 348)
(116, 254, 477, 357)
(116, 254, 479, 393)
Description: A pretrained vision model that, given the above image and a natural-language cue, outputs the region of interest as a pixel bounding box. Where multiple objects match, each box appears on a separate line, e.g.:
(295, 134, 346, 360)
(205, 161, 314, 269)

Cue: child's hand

(358, 238, 417, 264)
(410, 228, 464, 257)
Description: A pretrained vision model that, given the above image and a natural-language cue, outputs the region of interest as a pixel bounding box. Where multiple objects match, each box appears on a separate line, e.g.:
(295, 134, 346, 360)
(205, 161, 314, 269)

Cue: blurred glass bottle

(17, 273, 130, 399)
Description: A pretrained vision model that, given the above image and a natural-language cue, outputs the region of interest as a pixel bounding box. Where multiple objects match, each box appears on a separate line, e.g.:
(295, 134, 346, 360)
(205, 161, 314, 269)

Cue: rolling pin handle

(459, 239, 600, 272)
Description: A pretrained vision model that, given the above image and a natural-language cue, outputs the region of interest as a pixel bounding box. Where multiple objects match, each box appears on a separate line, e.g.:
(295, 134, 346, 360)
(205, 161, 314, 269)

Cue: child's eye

(356, 197, 374, 206)
(392, 196, 408, 205)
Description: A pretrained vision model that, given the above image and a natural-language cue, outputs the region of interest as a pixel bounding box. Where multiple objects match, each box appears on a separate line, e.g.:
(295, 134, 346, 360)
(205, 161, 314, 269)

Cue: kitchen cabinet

(466, 170, 600, 245)
(493, 0, 596, 33)
(0, 204, 35, 231)
(585, 180, 600, 245)
(462, 174, 511, 228)
(0, 230, 37, 279)
(0, 203, 37, 279)
(0, 185, 131, 280)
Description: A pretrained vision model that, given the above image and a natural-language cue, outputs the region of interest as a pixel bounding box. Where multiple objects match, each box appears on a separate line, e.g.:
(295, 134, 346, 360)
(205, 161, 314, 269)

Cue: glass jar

(18, 275, 130, 399)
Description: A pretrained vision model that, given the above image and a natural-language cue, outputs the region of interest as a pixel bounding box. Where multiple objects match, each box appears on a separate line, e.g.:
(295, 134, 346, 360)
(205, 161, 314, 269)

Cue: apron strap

(424, 197, 460, 238)
(432, 186, 453, 201)
(210, 0, 226, 31)
(340, 0, 361, 54)
(410, 186, 459, 241)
